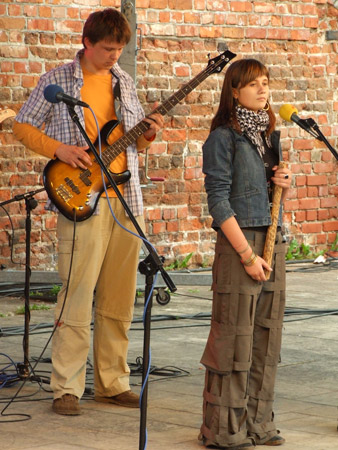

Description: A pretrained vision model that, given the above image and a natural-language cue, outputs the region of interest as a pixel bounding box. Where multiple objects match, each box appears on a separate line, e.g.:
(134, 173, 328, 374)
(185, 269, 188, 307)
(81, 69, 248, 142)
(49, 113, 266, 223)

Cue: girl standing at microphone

(199, 59, 292, 449)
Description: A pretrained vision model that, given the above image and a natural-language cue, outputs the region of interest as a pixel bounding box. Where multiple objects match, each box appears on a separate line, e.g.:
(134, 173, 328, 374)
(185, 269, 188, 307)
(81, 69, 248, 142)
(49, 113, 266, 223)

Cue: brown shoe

(94, 390, 139, 408)
(52, 394, 81, 416)
(263, 435, 285, 446)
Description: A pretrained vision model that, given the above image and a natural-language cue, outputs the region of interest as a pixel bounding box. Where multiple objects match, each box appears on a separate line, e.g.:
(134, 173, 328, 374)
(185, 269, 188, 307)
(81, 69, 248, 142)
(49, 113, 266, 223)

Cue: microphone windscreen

(279, 104, 298, 122)
(44, 84, 64, 103)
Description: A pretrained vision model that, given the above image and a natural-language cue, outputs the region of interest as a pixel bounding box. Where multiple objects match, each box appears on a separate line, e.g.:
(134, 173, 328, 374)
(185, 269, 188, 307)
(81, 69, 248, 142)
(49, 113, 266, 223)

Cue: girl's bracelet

(241, 252, 257, 267)
(237, 243, 250, 255)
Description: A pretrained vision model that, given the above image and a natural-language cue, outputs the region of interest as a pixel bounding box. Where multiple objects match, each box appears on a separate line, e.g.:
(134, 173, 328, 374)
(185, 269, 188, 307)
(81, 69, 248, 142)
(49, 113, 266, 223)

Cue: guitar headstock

(0, 108, 16, 124)
(207, 49, 237, 74)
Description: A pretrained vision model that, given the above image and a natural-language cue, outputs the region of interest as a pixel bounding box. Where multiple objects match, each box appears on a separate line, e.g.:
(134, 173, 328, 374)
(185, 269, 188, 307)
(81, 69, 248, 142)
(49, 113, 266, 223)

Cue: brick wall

(0, 0, 338, 271)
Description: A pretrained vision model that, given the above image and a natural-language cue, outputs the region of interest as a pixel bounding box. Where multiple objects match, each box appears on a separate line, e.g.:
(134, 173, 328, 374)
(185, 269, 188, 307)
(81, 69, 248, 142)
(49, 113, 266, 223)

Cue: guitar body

(43, 120, 131, 222)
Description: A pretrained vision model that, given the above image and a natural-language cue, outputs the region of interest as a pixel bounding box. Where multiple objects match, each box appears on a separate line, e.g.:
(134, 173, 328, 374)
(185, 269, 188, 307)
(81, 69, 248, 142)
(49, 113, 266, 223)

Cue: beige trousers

(200, 230, 286, 447)
(50, 198, 144, 400)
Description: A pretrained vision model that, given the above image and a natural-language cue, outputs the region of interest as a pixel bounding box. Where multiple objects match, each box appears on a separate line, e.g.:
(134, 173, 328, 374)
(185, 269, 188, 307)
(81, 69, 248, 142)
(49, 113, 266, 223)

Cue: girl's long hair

(210, 58, 276, 135)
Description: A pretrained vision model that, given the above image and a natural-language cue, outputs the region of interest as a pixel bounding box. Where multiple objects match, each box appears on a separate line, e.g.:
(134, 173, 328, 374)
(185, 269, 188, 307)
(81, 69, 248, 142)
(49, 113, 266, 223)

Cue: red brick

(293, 139, 314, 150)
(306, 175, 328, 186)
(177, 207, 188, 219)
(268, 28, 289, 40)
(147, 208, 162, 221)
(152, 222, 166, 234)
(314, 162, 335, 173)
(246, 28, 267, 39)
(302, 223, 322, 233)
(296, 187, 307, 199)
(295, 211, 306, 222)
(284, 199, 299, 211)
(316, 234, 327, 245)
(320, 197, 338, 208)
(290, 29, 311, 41)
(323, 221, 338, 232)
(306, 210, 318, 221)
(307, 186, 318, 197)
(299, 198, 321, 210)
(162, 208, 176, 220)
(254, 2, 275, 13)
(166, 221, 179, 232)
(295, 175, 306, 186)
(318, 210, 329, 221)
(230, 2, 252, 12)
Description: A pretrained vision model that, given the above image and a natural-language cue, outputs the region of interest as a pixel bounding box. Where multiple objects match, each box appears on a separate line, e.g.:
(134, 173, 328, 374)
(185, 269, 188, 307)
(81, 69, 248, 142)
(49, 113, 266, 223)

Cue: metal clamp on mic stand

(303, 117, 338, 161)
(65, 105, 176, 450)
(0, 187, 45, 379)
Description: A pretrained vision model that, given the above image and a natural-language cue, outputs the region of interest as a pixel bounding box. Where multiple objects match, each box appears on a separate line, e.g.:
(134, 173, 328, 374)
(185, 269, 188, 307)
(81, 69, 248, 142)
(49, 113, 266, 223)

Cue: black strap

(113, 78, 122, 121)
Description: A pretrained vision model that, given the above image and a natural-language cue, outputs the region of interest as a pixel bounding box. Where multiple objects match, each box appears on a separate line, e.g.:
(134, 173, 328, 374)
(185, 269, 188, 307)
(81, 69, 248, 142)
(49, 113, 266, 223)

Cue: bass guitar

(43, 49, 236, 221)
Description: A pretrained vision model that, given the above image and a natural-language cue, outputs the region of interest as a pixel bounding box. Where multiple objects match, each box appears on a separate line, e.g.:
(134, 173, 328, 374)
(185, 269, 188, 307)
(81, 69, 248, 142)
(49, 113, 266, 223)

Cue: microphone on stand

(279, 104, 314, 133)
(279, 104, 338, 161)
(44, 84, 89, 108)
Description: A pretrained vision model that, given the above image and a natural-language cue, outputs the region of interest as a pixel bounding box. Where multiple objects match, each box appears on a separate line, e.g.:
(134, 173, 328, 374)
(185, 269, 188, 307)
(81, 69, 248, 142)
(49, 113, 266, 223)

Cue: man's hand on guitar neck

(142, 107, 164, 141)
(55, 143, 92, 169)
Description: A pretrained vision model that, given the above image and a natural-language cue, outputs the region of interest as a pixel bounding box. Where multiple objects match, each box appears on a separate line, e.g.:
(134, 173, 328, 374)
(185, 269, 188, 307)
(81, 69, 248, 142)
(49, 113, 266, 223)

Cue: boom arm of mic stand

(66, 105, 176, 293)
(306, 118, 338, 161)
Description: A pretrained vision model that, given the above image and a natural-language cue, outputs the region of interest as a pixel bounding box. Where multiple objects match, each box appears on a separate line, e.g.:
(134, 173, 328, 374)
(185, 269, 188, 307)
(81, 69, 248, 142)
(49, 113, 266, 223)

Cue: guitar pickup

(64, 177, 81, 195)
(79, 169, 92, 186)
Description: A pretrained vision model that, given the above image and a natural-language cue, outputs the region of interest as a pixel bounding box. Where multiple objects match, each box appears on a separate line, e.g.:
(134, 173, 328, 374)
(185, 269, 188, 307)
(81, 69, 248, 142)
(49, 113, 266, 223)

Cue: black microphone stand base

(138, 255, 165, 450)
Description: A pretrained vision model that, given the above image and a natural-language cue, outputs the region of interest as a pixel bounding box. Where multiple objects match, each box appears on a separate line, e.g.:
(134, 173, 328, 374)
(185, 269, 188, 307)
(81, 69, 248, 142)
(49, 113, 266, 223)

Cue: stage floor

(1, 262, 338, 449)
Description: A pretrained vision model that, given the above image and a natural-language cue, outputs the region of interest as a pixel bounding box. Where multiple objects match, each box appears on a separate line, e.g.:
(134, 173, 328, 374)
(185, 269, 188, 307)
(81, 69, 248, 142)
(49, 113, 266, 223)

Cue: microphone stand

(0, 187, 45, 378)
(65, 105, 176, 450)
(303, 118, 338, 161)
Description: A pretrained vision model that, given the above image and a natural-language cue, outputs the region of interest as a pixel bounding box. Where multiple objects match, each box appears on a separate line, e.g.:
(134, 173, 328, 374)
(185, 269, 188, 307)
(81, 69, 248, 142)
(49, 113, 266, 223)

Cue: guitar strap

(113, 77, 122, 122)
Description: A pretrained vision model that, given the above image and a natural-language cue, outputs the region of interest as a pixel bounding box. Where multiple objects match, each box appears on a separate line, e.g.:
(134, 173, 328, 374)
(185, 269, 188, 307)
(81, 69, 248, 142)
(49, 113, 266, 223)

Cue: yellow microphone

(279, 104, 312, 133)
(279, 104, 298, 122)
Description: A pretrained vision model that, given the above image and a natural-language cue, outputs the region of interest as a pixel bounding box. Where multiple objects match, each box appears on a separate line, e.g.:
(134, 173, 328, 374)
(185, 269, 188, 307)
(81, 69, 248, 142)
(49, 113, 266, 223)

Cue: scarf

(235, 105, 271, 157)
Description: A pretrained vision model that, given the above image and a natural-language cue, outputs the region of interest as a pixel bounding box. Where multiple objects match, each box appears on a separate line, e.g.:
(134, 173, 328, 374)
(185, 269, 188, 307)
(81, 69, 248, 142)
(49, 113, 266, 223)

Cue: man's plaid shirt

(15, 49, 146, 217)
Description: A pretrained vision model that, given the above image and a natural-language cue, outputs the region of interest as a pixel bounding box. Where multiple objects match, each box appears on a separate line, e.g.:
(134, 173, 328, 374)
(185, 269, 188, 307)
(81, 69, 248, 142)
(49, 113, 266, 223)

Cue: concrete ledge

(0, 269, 212, 289)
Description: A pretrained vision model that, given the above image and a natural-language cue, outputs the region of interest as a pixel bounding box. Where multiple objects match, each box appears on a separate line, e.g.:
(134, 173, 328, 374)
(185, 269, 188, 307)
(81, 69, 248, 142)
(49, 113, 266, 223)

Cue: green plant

(166, 252, 193, 270)
(200, 257, 211, 268)
(285, 239, 313, 260)
(15, 304, 51, 315)
(50, 284, 61, 296)
(30, 284, 61, 299)
(188, 288, 200, 294)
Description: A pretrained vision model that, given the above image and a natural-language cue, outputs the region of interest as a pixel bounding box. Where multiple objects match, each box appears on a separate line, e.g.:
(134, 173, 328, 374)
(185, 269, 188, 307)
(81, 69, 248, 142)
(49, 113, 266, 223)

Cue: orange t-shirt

(81, 65, 127, 197)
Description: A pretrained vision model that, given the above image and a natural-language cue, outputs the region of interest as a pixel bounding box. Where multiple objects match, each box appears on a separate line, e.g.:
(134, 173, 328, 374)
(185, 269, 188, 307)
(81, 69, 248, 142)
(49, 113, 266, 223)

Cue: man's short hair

(82, 8, 131, 47)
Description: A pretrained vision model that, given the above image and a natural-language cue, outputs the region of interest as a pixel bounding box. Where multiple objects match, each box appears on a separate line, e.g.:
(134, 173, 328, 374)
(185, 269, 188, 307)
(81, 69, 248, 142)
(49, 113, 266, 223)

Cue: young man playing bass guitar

(13, 8, 163, 416)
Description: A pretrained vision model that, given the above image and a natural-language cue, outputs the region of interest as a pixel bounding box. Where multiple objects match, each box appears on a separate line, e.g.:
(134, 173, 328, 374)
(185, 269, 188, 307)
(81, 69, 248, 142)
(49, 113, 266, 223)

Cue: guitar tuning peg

(207, 53, 211, 59)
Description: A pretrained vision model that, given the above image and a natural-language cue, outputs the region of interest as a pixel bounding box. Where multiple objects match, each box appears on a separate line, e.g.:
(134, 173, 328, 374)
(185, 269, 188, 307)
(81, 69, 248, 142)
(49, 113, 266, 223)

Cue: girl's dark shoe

(262, 435, 285, 446)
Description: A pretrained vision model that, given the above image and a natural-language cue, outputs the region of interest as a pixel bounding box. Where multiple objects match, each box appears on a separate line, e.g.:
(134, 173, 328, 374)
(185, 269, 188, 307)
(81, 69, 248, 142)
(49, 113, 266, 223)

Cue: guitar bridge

(56, 185, 73, 202)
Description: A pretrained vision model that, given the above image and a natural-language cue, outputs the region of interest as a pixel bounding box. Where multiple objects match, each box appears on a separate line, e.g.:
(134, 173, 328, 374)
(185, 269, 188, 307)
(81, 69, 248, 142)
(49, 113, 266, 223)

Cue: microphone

(279, 104, 313, 133)
(44, 84, 89, 108)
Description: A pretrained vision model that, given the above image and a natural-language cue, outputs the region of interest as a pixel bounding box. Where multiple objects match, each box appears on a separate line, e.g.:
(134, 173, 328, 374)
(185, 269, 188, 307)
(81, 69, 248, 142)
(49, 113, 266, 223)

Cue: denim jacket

(202, 125, 283, 229)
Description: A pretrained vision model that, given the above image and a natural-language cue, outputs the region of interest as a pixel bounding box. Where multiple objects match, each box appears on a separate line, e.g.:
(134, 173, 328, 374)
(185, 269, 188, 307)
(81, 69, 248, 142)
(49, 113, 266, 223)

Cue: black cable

(0, 205, 23, 268)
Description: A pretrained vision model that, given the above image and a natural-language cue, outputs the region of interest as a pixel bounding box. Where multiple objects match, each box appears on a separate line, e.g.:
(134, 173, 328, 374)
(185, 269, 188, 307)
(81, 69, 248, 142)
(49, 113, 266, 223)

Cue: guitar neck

(102, 51, 234, 166)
